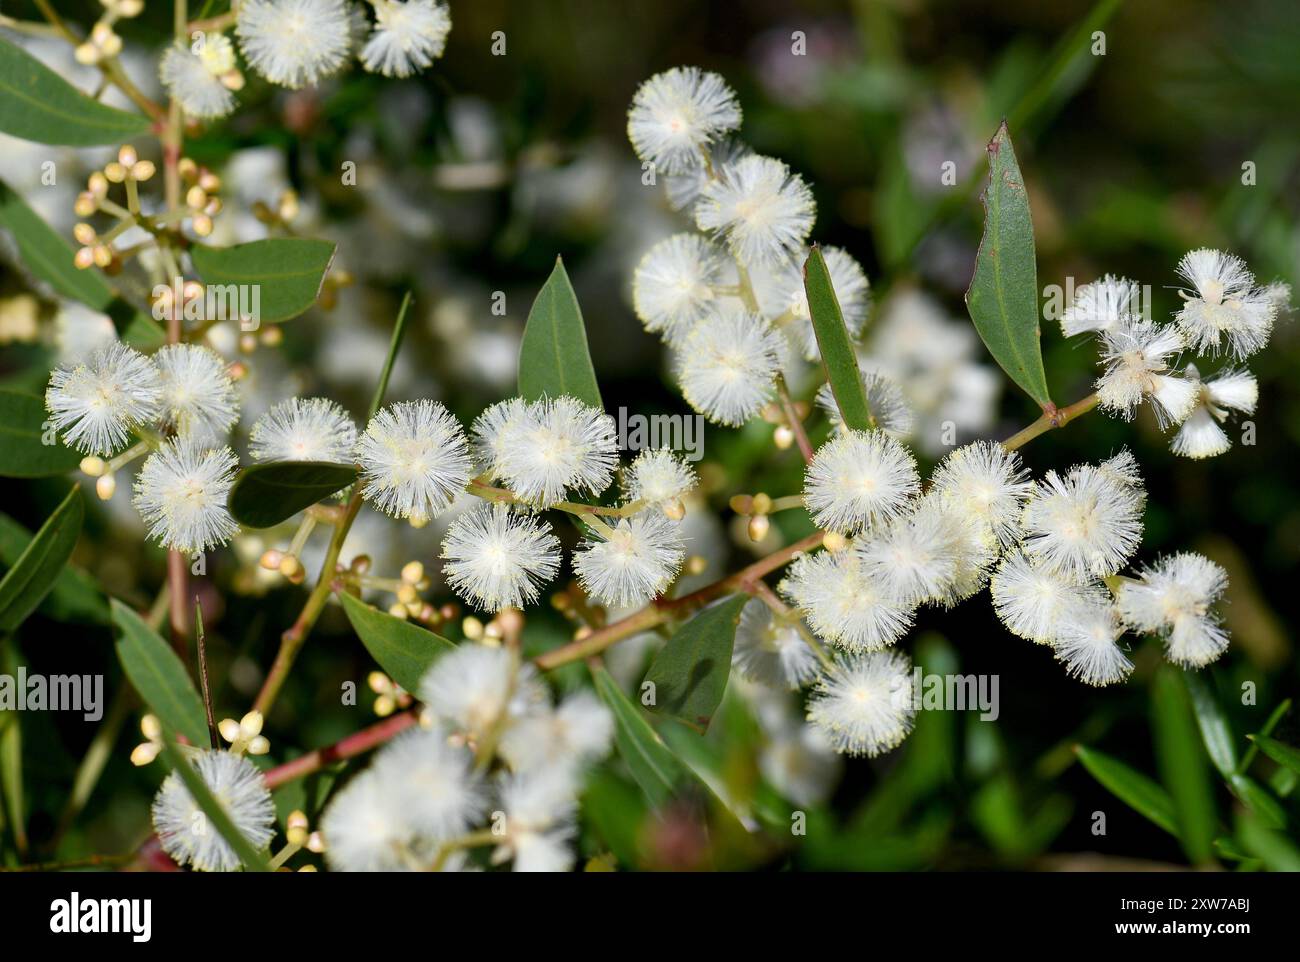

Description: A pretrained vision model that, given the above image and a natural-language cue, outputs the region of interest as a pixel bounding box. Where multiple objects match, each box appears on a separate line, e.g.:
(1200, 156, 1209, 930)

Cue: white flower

(1174, 248, 1275, 360)
(1115, 553, 1230, 668)
(159, 38, 237, 119)
(469, 397, 528, 479)
(631, 233, 729, 343)
(806, 651, 915, 757)
(440, 503, 561, 612)
(356, 400, 473, 523)
(672, 304, 783, 426)
(1059, 274, 1141, 337)
(1020, 454, 1146, 579)
(573, 512, 685, 607)
(1170, 364, 1258, 460)
(319, 770, 413, 871)
(249, 396, 357, 462)
(45, 342, 161, 456)
(626, 66, 742, 174)
(1052, 598, 1133, 686)
(133, 440, 240, 552)
(621, 448, 697, 506)
(802, 429, 919, 535)
(665, 137, 750, 212)
(359, 0, 451, 77)
(369, 728, 484, 839)
(152, 750, 275, 872)
(815, 368, 914, 438)
(695, 154, 815, 267)
(758, 245, 869, 361)
(236, 0, 353, 89)
(498, 691, 614, 773)
(780, 549, 913, 651)
(731, 598, 821, 689)
(494, 397, 618, 507)
(1096, 318, 1197, 427)
(418, 644, 547, 743)
(757, 719, 841, 808)
(854, 496, 969, 606)
(929, 441, 1032, 548)
(154, 344, 239, 443)
(989, 550, 1103, 646)
(494, 766, 579, 872)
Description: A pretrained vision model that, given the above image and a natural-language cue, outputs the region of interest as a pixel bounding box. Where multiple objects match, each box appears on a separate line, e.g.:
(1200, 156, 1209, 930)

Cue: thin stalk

(1001, 393, 1099, 451)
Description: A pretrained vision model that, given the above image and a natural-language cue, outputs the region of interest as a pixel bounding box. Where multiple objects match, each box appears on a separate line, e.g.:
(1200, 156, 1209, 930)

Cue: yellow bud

(751, 492, 773, 515)
(773, 425, 794, 450)
(239, 710, 264, 737)
(130, 742, 161, 766)
(132, 160, 156, 181)
(367, 671, 391, 693)
(461, 616, 484, 640)
(260, 325, 283, 347)
(191, 213, 214, 237)
(92, 245, 113, 268)
(74, 247, 96, 270)
(247, 735, 270, 755)
(822, 531, 847, 553)
(396, 583, 418, 606)
(88, 172, 109, 196)
(218, 718, 242, 743)
(686, 555, 708, 576)
(662, 498, 686, 521)
(220, 69, 245, 92)
(483, 621, 503, 640)
(400, 560, 424, 584)
(185, 185, 208, 209)
(178, 157, 198, 180)
(95, 472, 116, 500)
(80, 456, 106, 477)
(387, 603, 408, 620)
(728, 494, 754, 515)
(238, 333, 258, 354)
(373, 694, 395, 717)
(350, 554, 372, 574)
(407, 512, 428, 529)
(278, 190, 299, 222)
(298, 864, 318, 872)
(74, 223, 97, 245)
(198, 171, 221, 193)
(141, 714, 161, 739)
(574, 625, 593, 642)
(74, 43, 100, 65)
(104, 162, 127, 184)
(747, 514, 770, 542)
(278, 555, 301, 578)
(259, 548, 283, 571)
(74, 193, 97, 217)
(117, 145, 138, 168)
(306, 831, 326, 853)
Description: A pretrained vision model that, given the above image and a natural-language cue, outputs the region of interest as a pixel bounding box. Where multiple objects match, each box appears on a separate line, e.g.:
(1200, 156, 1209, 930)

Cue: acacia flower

(469, 397, 529, 479)
(1115, 552, 1230, 667)
(929, 441, 1033, 548)
(621, 448, 697, 507)
(806, 651, 915, 757)
(802, 429, 919, 535)
(1170, 364, 1258, 460)
(631, 232, 729, 343)
(152, 750, 275, 872)
(356, 400, 473, 524)
(1174, 248, 1275, 360)
(159, 37, 238, 119)
(498, 691, 614, 773)
(695, 154, 815, 267)
(1096, 318, 1197, 427)
(45, 342, 161, 456)
(731, 598, 821, 689)
(855, 496, 968, 606)
(359, 0, 451, 77)
(494, 766, 579, 872)
(673, 304, 783, 426)
(760, 245, 869, 360)
(440, 503, 561, 611)
(133, 440, 240, 552)
(1052, 598, 1133, 687)
(990, 550, 1105, 646)
(1059, 274, 1141, 337)
(780, 549, 913, 651)
(154, 344, 239, 443)
(418, 644, 548, 744)
(626, 66, 742, 174)
(494, 397, 618, 507)
(249, 396, 357, 463)
(236, 0, 353, 89)
(815, 368, 914, 438)
(572, 512, 685, 607)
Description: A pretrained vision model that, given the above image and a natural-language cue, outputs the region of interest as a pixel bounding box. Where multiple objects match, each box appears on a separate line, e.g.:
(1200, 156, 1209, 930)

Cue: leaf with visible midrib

(227, 461, 358, 528)
(964, 122, 1052, 410)
(591, 664, 685, 807)
(111, 599, 208, 748)
(340, 593, 455, 694)
(191, 238, 336, 325)
(0, 391, 82, 479)
(0, 36, 151, 146)
(517, 257, 602, 408)
(0, 485, 83, 633)
(1152, 666, 1217, 864)
(643, 594, 746, 733)
(1075, 745, 1177, 836)
(804, 246, 874, 431)
(0, 511, 107, 624)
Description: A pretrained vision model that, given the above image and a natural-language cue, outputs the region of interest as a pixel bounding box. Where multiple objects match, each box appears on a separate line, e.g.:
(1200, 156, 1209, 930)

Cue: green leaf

(591, 664, 685, 807)
(964, 121, 1052, 409)
(517, 257, 602, 408)
(190, 238, 336, 325)
(0, 511, 107, 624)
(1183, 671, 1237, 778)
(155, 730, 273, 872)
(111, 599, 207, 748)
(1248, 734, 1300, 776)
(368, 291, 413, 421)
(0, 645, 26, 857)
(339, 592, 454, 694)
(227, 461, 357, 529)
(1227, 774, 1286, 829)
(0, 180, 163, 348)
(1239, 698, 1290, 773)
(0, 36, 151, 146)
(0, 390, 81, 478)
(803, 245, 874, 430)
(0, 485, 83, 634)
(1075, 745, 1177, 836)
(1152, 666, 1217, 864)
(1235, 811, 1300, 872)
(643, 594, 746, 733)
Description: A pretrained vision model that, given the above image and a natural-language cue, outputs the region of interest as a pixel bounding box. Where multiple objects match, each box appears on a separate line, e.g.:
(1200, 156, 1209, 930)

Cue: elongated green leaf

(964, 122, 1052, 409)
(591, 664, 685, 807)
(643, 594, 746, 732)
(155, 730, 273, 872)
(1235, 812, 1300, 872)
(1183, 671, 1237, 777)
(0, 390, 81, 478)
(659, 718, 791, 834)
(340, 593, 454, 694)
(1249, 734, 1300, 776)
(0, 485, 83, 633)
(191, 238, 336, 325)
(228, 461, 357, 528)
(0, 180, 163, 348)
(0, 511, 107, 624)
(0, 644, 26, 856)
(0, 36, 150, 146)
(1152, 667, 1217, 864)
(1239, 698, 1290, 773)
(368, 291, 413, 421)
(111, 599, 207, 747)
(1227, 774, 1286, 829)
(1075, 745, 1177, 836)
(804, 245, 874, 430)
(518, 257, 602, 408)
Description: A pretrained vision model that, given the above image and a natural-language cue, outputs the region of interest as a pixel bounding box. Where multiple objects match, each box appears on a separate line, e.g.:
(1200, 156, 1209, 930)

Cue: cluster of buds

(344, 558, 443, 624)
(366, 671, 412, 717)
(129, 714, 164, 766)
(760, 399, 810, 452)
(218, 710, 270, 755)
(177, 158, 223, 237)
(73, 147, 155, 271)
(239, 323, 283, 356)
(459, 606, 524, 646)
(79, 439, 150, 501)
(72, 0, 144, 65)
(282, 809, 326, 870)
(730, 491, 776, 543)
